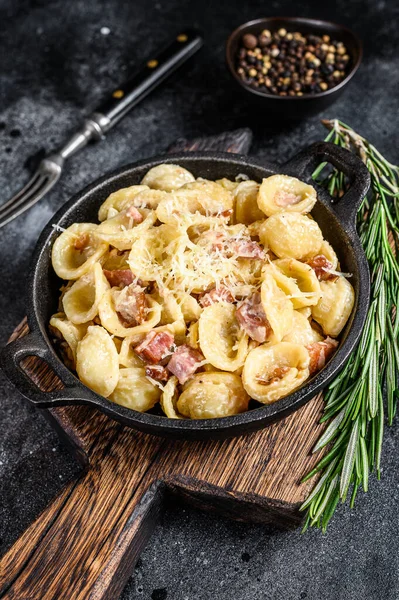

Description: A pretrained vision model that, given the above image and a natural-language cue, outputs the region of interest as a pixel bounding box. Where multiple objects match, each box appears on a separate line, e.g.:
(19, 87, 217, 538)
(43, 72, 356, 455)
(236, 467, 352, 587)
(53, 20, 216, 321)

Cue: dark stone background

(0, 0, 398, 598)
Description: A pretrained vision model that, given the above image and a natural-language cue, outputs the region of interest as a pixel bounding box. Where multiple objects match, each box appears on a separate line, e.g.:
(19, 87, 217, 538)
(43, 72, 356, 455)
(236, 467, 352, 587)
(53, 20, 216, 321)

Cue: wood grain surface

(0, 320, 326, 600)
(0, 130, 327, 599)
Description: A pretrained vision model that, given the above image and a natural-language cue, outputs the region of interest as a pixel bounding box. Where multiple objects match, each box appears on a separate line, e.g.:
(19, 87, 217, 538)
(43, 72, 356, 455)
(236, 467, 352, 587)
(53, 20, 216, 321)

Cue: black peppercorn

(235, 27, 352, 97)
(242, 34, 257, 49)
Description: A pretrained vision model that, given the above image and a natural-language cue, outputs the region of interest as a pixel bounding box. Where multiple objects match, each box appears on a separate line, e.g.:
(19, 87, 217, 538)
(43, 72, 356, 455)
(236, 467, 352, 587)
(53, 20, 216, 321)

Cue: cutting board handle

(0, 433, 167, 600)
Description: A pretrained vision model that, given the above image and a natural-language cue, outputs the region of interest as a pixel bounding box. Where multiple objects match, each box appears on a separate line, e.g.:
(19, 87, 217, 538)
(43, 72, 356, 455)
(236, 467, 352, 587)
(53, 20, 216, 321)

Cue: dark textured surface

(0, 0, 398, 598)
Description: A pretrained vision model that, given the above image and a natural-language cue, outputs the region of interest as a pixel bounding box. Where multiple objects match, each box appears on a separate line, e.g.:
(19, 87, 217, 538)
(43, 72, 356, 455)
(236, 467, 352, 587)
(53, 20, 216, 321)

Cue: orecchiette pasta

(62, 263, 110, 324)
(98, 185, 150, 221)
(160, 376, 181, 418)
(98, 289, 162, 338)
(141, 163, 195, 191)
(199, 302, 249, 371)
(260, 273, 294, 341)
(49, 313, 90, 366)
(234, 180, 264, 225)
(257, 174, 317, 216)
(312, 277, 355, 336)
(119, 337, 145, 368)
(177, 372, 249, 418)
(259, 212, 323, 260)
(76, 326, 119, 397)
(242, 342, 310, 403)
(319, 240, 339, 270)
(52, 223, 109, 280)
(50, 165, 354, 419)
(282, 311, 323, 346)
(96, 211, 157, 251)
(110, 367, 161, 411)
(216, 178, 240, 192)
(270, 258, 321, 308)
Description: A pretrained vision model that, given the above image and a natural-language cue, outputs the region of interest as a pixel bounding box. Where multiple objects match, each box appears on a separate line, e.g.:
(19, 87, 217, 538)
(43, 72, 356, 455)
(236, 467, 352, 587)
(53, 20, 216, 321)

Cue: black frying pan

(0, 142, 370, 439)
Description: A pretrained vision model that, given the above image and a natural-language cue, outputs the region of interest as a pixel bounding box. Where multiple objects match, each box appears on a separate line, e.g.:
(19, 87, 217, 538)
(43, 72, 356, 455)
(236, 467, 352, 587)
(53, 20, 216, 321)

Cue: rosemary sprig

(301, 120, 399, 532)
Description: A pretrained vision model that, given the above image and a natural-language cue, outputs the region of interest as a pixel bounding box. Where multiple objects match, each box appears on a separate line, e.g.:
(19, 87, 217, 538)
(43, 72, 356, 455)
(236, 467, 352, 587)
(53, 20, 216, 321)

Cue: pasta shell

(259, 212, 323, 260)
(109, 367, 161, 411)
(49, 313, 90, 365)
(187, 321, 200, 348)
(141, 164, 195, 192)
(119, 337, 145, 367)
(98, 289, 161, 338)
(177, 372, 249, 419)
(319, 240, 339, 270)
(160, 376, 183, 418)
(76, 326, 119, 397)
(282, 311, 323, 345)
(128, 223, 187, 282)
(258, 174, 317, 216)
(198, 302, 249, 371)
(52, 223, 109, 280)
(234, 180, 264, 224)
(182, 179, 233, 213)
(175, 291, 202, 322)
(216, 178, 239, 192)
(260, 273, 294, 341)
(271, 258, 321, 308)
(62, 263, 110, 324)
(98, 185, 149, 221)
(312, 277, 355, 336)
(242, 342, 310, 403)
(96, 211, 157, 251)
(297, 306, 312, 319)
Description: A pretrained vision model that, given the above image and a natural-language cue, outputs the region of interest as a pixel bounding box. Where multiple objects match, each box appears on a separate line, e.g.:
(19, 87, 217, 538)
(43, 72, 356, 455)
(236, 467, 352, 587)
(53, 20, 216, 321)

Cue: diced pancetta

(229, 238, 265, 259)
(274, 190, 301, 207)
(103, 269, 135, 288)
(74, 232, 90, 251)
(199, 230, 225, 252)
(134, 331, 174, 364)
(145, 364, 170, 382)
(198, 285, 235, 307)
(236, 292, 271, 343)
(306, 255, 336, 281)
(216, 209, 233, 218)
(256, 366, 290, 385)
(125, 205, 143, 223)
(307, 337, 339, 375)
(167, 344, 205, 384)
(114, 284, 148, 326)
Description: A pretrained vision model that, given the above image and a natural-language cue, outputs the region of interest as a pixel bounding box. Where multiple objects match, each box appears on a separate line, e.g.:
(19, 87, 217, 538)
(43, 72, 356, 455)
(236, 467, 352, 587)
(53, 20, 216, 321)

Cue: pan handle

(0, 330, 97, 407)
(283, 141, 370, 227)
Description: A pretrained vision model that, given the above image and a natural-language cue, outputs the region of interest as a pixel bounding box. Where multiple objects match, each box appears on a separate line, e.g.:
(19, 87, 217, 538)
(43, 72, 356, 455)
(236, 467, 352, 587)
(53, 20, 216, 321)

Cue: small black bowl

(226, 17, 362, 119)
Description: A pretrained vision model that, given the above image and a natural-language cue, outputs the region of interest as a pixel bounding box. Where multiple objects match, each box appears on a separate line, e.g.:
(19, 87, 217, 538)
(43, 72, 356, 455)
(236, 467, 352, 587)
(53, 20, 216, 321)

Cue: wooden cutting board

(0, 130, 326, 600)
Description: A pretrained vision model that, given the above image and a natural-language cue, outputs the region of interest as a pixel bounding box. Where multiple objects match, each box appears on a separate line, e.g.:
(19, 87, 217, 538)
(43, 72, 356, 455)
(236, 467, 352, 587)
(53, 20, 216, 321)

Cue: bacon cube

(167, 344, 204, 384)
(236, 292, 271, 343)
(103, 269, 135, 288)
(307, 337, 339, 375)
(114, 284, 148, 327)
(198, 285, 234, 308)
(145, 364, 170, 382)
(134, 331, 175, 364)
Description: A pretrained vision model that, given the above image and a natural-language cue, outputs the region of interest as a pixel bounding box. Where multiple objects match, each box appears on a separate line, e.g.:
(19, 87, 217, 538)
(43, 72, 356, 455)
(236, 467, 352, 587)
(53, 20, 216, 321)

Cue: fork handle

(59, 29, 203, 160)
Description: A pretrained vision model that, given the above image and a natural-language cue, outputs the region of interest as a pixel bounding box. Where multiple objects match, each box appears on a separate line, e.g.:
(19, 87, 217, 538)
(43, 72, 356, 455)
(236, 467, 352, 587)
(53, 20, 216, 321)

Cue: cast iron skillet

(0, 142, 370, 440)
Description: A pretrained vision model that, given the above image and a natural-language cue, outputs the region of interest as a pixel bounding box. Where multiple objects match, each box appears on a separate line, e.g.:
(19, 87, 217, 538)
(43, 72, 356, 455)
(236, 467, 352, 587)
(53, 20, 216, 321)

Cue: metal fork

(0, 30, 202, 229)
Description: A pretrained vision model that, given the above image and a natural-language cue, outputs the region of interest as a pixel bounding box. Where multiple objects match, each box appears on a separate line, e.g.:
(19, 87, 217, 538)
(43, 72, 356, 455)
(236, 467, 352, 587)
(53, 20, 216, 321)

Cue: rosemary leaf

(312, 410, 346, 452)
(340, 417, 360, 499)
(301, 120, 399, 531)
